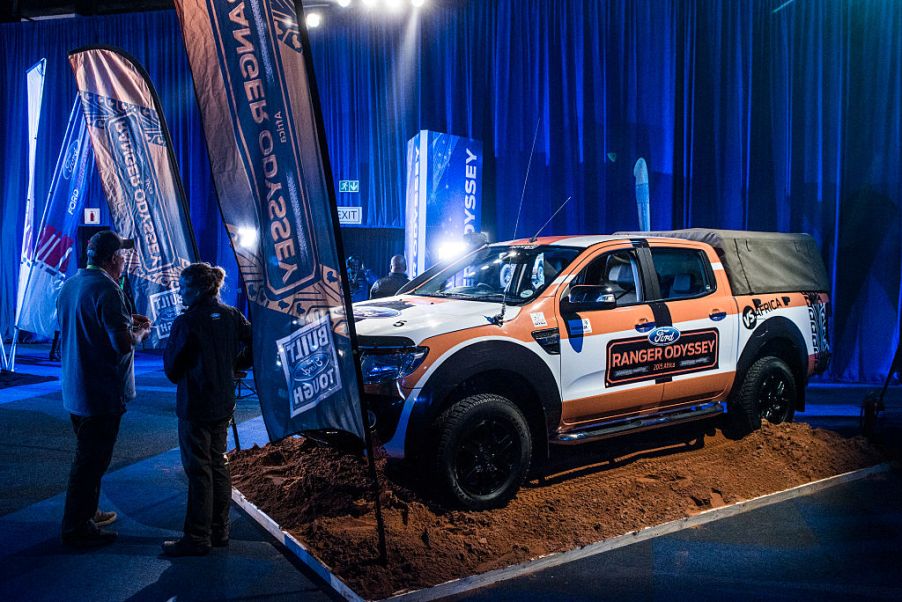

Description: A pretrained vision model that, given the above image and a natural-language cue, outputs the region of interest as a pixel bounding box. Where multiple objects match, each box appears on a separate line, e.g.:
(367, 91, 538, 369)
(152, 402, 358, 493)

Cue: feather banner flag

(69, 46, 200, 348)
(173, 0, 365, 440)
(15, 98, 95, 339)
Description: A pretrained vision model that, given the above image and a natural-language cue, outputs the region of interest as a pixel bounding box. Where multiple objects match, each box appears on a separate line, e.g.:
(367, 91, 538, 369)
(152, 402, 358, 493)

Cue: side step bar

(552, 402, 724, 445)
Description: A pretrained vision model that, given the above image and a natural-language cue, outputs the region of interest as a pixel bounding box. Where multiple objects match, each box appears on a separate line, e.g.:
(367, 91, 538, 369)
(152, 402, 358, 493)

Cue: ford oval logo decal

(292, 352, 331, 382)
(648, 326, 680, 346)
(352, 306, 401, 319)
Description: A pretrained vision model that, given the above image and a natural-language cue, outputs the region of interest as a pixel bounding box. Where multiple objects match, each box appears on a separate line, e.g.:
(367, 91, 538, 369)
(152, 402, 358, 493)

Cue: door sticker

(606, 328, 719, 387)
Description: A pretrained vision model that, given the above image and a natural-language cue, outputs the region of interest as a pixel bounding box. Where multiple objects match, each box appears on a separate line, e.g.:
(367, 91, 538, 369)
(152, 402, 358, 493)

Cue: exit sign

(339, 180, 359, 193)
(338, 207, 362, 225)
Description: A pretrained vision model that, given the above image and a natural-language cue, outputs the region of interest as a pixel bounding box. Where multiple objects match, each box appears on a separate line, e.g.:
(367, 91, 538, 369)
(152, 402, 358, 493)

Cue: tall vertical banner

(15, 59, 47, 326)
(15, 99, 95, 338)
(404, 130, 483, 278)
(69, 47, 200, 348)
(173, 0, 364, 440)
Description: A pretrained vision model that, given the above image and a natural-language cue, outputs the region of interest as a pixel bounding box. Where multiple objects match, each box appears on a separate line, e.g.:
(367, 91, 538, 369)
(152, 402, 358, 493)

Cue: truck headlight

(360, 347, 429, 384)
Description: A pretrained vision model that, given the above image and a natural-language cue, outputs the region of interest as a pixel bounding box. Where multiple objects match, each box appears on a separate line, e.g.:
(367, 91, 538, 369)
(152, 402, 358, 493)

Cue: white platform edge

(231, 488, 364, 602)
(234, 462, 893, 602)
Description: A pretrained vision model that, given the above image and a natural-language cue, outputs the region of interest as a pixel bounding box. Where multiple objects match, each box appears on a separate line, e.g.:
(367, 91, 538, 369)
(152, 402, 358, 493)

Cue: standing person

(58, 230, 151, 548)
(346, 255, 377, 303)
(162, 263, 252, 557)
(370, 255, 410, 299)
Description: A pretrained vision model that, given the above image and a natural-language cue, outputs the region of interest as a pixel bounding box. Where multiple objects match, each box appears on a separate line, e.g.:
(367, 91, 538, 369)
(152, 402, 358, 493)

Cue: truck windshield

(410, 245, 581, 304)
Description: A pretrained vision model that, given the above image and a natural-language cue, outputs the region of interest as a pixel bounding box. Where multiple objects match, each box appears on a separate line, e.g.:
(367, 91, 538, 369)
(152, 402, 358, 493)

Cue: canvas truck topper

(615, 229, 830, 296)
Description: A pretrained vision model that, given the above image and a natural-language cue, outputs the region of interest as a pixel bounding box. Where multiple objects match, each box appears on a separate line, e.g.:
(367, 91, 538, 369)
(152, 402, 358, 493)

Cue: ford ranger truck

(353, 229, 831, 509)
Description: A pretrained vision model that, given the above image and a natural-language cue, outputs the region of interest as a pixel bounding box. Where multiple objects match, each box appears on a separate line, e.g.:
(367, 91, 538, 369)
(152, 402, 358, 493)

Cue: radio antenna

(511, 116, 541, 242)
(529, 196, 572, 242)
(492, 116, 541, 327)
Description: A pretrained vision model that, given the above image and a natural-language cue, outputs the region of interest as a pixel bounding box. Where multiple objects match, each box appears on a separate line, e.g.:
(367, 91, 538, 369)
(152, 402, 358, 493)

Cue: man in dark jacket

(162, 263, 252, 557)
(58, 230, 151, 548)
(370, 255, 410, 299)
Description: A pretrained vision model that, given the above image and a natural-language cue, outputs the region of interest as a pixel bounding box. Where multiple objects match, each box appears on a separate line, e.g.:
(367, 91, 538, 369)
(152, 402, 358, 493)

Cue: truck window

(575, 249, 644, 306)
(650, 248, 713, 300)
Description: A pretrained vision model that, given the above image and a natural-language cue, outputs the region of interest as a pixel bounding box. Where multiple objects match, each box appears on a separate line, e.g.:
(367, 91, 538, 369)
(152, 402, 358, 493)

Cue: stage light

(305, 12, 322, 28)
(386, 0, 402, 10)
(361, 0, 377, 8)
(337, 0, 351, 6)
(437, 240, 468, 262)
(411, 0, 426, 7)
(238, 227, 258, 249)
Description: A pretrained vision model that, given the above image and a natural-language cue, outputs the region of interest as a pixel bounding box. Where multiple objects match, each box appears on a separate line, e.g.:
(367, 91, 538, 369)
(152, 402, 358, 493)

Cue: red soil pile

(230, 422, 885, 599)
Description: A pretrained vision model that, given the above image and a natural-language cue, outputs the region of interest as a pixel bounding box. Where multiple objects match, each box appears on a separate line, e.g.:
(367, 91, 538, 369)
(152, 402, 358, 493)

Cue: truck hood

(347, 295, 522, 344)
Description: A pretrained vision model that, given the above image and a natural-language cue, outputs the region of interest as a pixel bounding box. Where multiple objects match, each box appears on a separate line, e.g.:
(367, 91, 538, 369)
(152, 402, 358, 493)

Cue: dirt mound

(230, 422, 886, 599)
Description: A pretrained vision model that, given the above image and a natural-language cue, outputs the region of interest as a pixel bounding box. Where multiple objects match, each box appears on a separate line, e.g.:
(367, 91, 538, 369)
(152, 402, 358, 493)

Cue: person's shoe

(161, 539, 210, 557)
(211, 535, 229, 548)
(62, 528, 118, 548)
(93, 510, 117, 528)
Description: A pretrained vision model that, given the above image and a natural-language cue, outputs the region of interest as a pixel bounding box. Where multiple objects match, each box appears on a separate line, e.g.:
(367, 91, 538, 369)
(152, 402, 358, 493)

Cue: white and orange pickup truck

(354, 229, 831, 509)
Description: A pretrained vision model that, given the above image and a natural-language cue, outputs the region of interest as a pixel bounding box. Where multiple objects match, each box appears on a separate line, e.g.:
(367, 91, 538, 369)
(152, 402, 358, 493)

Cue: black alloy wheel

(758, 371, 793, 423)
(728, 355, 798, 436)
(432, 394, 532, 509)
(453, 416, 521, 497)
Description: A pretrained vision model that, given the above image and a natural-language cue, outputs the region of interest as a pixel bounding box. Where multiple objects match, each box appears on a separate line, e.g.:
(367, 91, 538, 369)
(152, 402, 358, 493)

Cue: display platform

(227, 418, 889, 600)
(233, 464, 890, 602)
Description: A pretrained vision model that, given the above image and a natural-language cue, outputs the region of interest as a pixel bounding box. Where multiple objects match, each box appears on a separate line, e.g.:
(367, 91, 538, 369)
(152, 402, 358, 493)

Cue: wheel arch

(732, 316, 809, 410)
(405, 340, 561, 466)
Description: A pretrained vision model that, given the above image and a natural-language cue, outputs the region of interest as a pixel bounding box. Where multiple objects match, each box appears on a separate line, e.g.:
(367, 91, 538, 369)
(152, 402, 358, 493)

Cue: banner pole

(293, 0, 387, 564)
(8, 327, 21, 372)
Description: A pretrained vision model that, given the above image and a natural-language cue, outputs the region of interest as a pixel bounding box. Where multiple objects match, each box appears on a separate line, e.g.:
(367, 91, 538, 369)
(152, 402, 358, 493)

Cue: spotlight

(237, 227, 258, 249)
(305, 12, 322, 28)
(436, 240, 468, 262)
(411, 0, 426, 6)
(361, 0, 377, 8)
(337, 0, 351, 6)
(386, 0, 402, 10)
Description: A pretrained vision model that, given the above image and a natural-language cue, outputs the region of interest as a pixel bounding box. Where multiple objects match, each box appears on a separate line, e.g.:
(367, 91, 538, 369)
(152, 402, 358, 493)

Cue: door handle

(709, 310, 726, 321)
(635, 320, 655, 333)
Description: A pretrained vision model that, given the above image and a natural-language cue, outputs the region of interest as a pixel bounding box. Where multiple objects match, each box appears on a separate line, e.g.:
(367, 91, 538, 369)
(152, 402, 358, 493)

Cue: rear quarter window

(650, 248, 714, 300)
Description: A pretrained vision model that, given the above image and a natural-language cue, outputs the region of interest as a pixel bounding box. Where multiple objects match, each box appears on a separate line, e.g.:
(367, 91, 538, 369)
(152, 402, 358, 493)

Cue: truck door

(643, 244, 739, 408)
(557, 244, 665, 427)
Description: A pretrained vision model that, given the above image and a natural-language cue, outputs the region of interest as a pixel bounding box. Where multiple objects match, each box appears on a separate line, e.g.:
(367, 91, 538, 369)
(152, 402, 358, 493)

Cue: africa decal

(606, 328, 719, 387)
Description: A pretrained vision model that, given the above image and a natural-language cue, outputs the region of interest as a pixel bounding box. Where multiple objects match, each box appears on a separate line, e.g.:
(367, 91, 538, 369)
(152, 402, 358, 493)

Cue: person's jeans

(61, 413, 122, 535)
(178, 418, 231, 545)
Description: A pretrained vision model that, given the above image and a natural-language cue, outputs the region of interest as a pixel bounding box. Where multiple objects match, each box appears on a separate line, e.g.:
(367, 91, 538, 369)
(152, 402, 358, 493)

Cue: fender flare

(404, 340, 562, 459)
(732, 316, 809, 409)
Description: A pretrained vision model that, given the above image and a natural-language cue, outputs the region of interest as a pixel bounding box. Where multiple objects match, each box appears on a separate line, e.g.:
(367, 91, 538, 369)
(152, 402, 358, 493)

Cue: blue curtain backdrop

(1, 1, 899, 383)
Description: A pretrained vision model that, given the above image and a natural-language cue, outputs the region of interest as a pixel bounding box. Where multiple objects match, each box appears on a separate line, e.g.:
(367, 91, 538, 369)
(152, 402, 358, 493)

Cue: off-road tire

(729, 355, 797, 436)
(432, 394, 532, 510)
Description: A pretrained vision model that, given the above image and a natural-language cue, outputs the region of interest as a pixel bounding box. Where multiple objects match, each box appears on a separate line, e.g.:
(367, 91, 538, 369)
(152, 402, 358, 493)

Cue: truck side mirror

(560, 285, 617, 313)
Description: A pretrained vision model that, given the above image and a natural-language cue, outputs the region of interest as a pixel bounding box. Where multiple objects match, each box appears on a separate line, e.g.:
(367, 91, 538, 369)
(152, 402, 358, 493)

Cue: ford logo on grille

(292, 352, 331, 382)
(648, 326, 680, 346)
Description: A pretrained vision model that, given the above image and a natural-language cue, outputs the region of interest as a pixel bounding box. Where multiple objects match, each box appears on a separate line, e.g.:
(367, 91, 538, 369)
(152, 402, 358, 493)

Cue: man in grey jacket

(58, 230, 151, 548)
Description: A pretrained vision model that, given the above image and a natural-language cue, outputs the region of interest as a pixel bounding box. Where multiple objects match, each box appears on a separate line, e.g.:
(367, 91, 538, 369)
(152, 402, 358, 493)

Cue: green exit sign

(339, 180, 359, 193)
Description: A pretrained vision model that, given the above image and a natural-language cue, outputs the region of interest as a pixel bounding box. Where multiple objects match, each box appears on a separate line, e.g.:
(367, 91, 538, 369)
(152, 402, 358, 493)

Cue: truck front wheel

(729, 356, 797, 435)
(432, 394, 532, 510)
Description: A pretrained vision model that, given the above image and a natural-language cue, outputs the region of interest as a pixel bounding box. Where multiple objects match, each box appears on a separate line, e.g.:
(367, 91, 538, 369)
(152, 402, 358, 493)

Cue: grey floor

(1, 344, 899, 601)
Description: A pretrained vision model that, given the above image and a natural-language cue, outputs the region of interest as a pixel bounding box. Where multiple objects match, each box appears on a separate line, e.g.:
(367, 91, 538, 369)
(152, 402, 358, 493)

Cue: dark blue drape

(1, 1, 900, 383)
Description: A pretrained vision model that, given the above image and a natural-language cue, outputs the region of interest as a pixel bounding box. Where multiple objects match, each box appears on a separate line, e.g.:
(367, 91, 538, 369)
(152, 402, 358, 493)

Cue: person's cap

(87, 230, 135, 264)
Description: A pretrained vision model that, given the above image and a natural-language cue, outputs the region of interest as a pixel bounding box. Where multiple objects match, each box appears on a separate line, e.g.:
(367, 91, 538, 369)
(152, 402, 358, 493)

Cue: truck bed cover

(615, 228, 830, 296)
